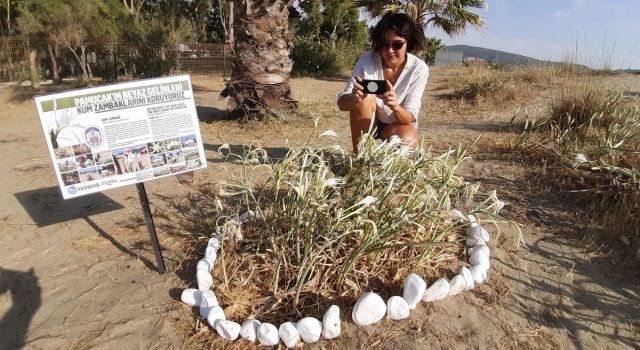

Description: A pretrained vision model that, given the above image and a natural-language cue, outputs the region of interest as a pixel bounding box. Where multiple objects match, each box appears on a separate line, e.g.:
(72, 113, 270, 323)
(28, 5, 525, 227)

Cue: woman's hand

(351, 76, 365, 103)
(378, 80, 400, 112)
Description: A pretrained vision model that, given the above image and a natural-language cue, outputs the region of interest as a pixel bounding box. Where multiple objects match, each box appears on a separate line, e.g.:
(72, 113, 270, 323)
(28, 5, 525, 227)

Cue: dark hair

(371, 12, 426, 55)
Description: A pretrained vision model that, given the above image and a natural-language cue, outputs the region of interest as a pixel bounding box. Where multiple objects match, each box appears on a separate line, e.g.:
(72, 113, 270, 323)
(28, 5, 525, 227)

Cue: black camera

(360, 79, 388, 94)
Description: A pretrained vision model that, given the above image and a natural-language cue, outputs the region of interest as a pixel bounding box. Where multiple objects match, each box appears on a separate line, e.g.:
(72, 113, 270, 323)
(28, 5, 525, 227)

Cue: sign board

(35, 75, 207, 199)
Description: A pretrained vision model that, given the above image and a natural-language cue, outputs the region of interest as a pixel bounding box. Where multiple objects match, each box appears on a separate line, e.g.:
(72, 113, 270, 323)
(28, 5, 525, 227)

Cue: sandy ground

(0, 69, 639, 350)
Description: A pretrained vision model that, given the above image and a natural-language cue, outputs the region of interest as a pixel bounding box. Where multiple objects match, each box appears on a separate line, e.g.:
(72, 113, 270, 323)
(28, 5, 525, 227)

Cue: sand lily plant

(207, 129, 504, 322)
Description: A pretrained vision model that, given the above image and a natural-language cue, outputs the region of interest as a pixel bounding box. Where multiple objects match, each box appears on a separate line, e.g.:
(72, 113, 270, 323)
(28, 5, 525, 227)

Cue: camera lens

(367, 81, 378, 92)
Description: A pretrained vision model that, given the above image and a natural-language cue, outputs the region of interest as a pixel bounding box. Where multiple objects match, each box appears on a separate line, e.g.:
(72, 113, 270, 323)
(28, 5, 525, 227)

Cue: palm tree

(355, 0, 485, 36)
(222, 0, 297, 121)
(424, 36, 445, 64)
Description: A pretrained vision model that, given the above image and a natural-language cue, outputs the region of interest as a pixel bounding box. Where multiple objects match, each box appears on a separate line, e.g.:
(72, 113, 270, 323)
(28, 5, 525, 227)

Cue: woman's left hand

(378, 80, 400, 112)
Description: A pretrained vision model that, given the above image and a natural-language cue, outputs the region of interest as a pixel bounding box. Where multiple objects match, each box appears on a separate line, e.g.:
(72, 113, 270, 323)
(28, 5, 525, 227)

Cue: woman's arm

(337, 77, 365, 111)
(379, 80, 415, 124)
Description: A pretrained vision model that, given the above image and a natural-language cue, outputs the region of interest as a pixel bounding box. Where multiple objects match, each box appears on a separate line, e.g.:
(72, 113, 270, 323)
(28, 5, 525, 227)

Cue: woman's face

(381, 31, 407, 66)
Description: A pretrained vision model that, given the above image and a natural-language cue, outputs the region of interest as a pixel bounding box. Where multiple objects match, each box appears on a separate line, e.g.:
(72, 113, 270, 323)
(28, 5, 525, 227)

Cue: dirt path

(0, 70, 638, 350)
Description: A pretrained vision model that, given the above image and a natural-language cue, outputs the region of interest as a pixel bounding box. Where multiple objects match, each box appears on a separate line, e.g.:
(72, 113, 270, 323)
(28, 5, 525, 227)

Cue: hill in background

(445, 44, 547, 65)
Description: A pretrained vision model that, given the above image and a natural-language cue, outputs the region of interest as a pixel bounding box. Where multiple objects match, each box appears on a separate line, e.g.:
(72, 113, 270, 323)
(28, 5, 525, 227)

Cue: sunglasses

(382, 41, 406, 50)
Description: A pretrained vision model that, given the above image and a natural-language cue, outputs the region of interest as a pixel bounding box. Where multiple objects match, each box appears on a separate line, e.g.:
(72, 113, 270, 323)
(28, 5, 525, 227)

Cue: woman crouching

(337, 12, 429, 152)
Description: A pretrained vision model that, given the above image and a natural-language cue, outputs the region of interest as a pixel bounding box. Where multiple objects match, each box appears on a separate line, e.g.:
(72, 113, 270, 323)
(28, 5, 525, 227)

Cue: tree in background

(122, 0, 145, 18)
(290, 0, 368, 76)
(121, 0, 190, 78)
(355, 0, 485, 36)
(0, 0, 23, 35)
(424, 36, 445, 64)
(222, 0, 297, 120)
(183, 0, 213, 43)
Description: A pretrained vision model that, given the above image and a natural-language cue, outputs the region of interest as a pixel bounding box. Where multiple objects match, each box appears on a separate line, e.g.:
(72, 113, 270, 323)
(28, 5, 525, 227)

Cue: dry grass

(511, 81, 640, 255)
(433, 65, 561, 107)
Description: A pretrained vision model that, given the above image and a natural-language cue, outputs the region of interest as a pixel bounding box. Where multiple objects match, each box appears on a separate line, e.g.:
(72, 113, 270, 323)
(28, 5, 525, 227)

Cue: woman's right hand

(351, 76, 365, 103)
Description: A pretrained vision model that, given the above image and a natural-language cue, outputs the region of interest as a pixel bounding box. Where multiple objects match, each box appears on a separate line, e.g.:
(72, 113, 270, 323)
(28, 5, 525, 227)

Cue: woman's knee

(382, 123, 418, 145)
(349, 95, 376, 120)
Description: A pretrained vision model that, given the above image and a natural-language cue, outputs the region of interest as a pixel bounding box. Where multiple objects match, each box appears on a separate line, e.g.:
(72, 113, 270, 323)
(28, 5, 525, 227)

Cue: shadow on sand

(0, 268, 41, 350)
(13, 187, 158, 271)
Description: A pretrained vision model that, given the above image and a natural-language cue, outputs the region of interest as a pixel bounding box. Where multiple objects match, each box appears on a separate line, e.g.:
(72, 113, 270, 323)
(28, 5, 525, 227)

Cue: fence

(433, 50, 463, 67)
(0, 36, 231, 83)
(0, 37, 30, 82)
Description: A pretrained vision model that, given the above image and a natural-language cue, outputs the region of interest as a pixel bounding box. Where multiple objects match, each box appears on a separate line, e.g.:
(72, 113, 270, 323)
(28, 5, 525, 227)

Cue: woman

(337, 12, 429, 152)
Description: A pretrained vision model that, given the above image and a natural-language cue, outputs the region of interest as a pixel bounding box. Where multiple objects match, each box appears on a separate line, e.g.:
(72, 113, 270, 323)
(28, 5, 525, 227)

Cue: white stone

(279, 322, 300, 349)
(460, 266, 475, 290)
(467, 225, 490, 241)
(469, 250, 490, 268)
(206, 306, 226, 328)
(296, 317, 322, 343)
(468, 245, 490, 257)
(180, 288, 202, 306)
(200, 290, 217, 307)
(216, 320, 241, 341)
(386, 296, 410, 320)
(466, 237, 487, 247)
(257, 323, 280, 346)
(470, 265, 488, 284)
(198, 290, 218, 319)
(448, 209, 467, 223)
(239, 210, 255, 222)
(204, 246, 217, 261)
(196, 269, 213, 291)
(196, 258, 213, 272)
(467, 214, 477, 223)
(322, 305, 341, 339)
(240, 319, 261, 342)
(423, 278, 450, 302)
(208, 236, 221, 251)
(352, 292, 387, 326)
(402, 274, 427, 309)
(448, 274, 466, 296)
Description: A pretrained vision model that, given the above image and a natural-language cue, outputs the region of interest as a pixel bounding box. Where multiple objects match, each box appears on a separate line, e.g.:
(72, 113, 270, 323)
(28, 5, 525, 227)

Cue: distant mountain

(445, 45, 548, 66)
(445, 45, 543, 64)
(443, 45, 638, 71)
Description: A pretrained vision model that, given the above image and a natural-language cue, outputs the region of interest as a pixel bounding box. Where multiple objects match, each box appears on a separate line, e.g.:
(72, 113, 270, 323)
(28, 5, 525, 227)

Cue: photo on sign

(111, 144, 151, 174)
(97, 163, 117, 178)
(153, 166, 170, 177)
(75, 153, 95, 168)
(57, 157, 77, 172)
(61, 170, 80, 185)
(150, 153, 167, 167)
(180, 134, 198, 148)
(54, 146, 74, 159)
(166, 149, 185, 164)
(164, 137, 182, 151)
(79, 167, 100, 182)
(186, 159, 202, 170)
(72, 143, 91, 156)
(182, 148, 200, 162)
(170, 163, 187, 173)
(94, 151, 114, 165)
(147, 141, 165, 154)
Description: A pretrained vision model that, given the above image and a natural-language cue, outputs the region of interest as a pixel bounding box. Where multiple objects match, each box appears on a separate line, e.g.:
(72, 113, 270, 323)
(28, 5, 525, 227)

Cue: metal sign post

(136, 182, 166, 274)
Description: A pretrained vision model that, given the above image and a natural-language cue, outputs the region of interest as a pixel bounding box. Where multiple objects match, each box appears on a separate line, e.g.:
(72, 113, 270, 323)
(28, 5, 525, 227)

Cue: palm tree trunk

(223, 0, 297, 120)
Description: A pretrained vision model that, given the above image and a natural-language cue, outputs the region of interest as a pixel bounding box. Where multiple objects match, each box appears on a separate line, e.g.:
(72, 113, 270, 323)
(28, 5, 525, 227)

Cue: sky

(429, 0, 640, 69)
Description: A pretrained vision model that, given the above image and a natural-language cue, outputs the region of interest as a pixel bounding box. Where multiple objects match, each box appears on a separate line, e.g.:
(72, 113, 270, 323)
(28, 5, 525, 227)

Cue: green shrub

(120, 18, 184, 78)
(291, 36, 365, 76)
